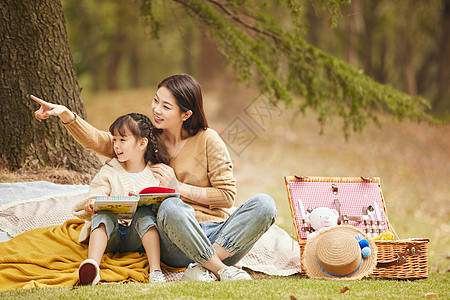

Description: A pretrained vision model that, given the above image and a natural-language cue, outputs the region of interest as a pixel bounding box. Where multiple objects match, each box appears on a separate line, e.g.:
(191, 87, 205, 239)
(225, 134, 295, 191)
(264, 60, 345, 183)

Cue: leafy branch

(141, 0, 433, 135)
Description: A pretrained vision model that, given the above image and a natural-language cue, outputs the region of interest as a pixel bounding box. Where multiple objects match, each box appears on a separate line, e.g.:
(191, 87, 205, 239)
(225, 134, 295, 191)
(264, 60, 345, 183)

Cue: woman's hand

(30, 95, 75, 123)
(150, 163, 180, 191)
(152, 163, 210, 205)
(84, 198, 95, 214)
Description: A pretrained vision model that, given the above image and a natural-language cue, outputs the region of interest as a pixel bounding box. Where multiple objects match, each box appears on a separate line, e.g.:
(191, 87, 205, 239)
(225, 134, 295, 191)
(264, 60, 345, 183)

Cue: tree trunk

(346, 0, 362, 68)
(435, 0, 450, 113)
(104, 2, 127, 90)
(0, 0, 101, 172)
(361, 0, 379, 79)
(129, 42, 141, 89)
(399, 2, 418, 96)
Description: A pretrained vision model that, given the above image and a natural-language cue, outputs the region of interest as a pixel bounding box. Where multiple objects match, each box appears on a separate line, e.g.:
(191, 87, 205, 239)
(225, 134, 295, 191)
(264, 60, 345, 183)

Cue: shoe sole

(180, 274, 215, 282)
(79, 262, 98, 285)
(180, 274, 191, 281)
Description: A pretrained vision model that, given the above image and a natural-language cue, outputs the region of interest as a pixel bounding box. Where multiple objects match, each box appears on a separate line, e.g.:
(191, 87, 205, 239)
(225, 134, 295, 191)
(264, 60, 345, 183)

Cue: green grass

(1, 273, 449, 299)
(3, 87, 449, 298)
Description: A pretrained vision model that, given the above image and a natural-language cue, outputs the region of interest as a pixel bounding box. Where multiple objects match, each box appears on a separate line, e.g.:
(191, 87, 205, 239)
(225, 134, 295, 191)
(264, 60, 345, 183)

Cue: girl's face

(151, 86, 191, 132)
(112, 127, 147, 164)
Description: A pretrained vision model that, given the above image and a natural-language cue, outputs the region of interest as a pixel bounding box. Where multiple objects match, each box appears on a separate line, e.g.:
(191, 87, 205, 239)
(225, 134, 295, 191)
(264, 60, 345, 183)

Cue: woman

(32, 74, 277, 282)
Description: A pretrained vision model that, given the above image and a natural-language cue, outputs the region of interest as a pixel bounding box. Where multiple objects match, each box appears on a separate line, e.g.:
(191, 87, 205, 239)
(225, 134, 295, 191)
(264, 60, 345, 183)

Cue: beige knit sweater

(65, 115, 236, 223)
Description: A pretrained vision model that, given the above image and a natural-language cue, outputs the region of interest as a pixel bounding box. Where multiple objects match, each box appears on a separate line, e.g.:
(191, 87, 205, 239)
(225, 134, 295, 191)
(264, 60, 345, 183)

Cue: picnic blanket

(0, 182, 301, 291)
(0, 219, 159, 290)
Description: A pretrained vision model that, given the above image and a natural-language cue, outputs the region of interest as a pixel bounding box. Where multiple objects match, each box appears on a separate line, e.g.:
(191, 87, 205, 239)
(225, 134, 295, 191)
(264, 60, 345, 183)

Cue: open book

(93, 187, 180, 219)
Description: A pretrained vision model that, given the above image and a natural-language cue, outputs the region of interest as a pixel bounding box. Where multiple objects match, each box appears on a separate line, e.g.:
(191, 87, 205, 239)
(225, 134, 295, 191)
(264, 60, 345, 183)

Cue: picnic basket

(285, 175, 429, 279)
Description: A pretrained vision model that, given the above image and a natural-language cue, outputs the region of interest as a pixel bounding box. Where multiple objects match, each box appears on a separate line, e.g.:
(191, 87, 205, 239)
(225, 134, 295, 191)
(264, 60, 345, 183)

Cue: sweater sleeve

(63, 114, 115, 158)
(204, 130, 236, 209)
(72, 165, 112, 221)
(88, 166, 113, 198)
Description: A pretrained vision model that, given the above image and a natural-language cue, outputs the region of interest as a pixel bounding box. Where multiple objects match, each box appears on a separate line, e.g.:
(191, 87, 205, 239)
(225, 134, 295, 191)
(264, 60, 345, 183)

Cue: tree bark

(0, 0, 101, 172)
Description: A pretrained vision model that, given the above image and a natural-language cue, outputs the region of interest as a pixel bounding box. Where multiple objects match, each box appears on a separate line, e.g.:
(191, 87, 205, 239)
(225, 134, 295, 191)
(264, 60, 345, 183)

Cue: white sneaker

(181, 263, 216, 282)
(78, 259, 100, 286)
(149, 270, 167, 283)
(218, 266, 252, 281)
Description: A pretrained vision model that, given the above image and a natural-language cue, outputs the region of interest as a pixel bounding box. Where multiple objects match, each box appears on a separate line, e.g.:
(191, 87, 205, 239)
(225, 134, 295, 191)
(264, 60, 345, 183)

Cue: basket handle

(376, 253, 408, 268)
(376, 244, 422, 268)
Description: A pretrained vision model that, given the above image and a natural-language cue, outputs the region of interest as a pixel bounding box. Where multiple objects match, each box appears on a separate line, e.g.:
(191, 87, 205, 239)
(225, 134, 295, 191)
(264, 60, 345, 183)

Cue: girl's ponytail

(138, 114, 170, 165)
(148, 124, 170, 165)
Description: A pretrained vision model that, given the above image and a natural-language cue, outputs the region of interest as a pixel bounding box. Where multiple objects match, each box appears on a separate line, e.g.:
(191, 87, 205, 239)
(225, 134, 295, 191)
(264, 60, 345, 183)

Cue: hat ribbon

(316, 257, 363, 278)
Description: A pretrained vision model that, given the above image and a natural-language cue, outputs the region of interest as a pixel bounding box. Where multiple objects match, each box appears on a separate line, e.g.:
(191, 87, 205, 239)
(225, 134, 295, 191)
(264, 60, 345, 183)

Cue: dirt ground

(0, 167, 93, 185)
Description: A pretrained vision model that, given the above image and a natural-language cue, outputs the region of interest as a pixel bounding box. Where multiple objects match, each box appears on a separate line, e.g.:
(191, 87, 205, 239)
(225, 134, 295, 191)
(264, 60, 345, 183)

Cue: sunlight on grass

(1, 273, 448, 299)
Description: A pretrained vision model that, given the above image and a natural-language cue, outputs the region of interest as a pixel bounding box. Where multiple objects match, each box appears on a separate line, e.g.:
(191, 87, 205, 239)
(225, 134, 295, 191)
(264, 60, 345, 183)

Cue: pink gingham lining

(289, 181, 390, 239)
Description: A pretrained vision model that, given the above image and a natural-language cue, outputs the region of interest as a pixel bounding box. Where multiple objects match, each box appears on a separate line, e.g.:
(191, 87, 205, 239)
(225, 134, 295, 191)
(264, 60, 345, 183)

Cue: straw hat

(302, 225, 377, 280)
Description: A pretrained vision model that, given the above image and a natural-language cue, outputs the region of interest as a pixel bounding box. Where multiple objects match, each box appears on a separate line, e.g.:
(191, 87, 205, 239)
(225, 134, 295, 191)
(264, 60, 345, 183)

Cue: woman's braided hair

(109, 113, 170, 165)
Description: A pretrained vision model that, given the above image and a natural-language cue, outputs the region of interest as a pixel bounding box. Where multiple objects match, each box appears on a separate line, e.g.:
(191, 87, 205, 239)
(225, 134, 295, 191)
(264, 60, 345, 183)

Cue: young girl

(73, 112, 169, 285)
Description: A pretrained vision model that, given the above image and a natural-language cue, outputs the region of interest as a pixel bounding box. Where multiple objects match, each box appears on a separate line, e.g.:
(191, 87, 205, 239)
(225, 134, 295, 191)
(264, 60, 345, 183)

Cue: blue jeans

(156, 193, 277, 268)
(91, 206, 157, 253)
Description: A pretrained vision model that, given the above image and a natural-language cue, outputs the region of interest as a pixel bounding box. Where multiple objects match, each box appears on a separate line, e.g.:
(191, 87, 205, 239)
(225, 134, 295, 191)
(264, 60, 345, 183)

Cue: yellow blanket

(0, 219, 179, 291)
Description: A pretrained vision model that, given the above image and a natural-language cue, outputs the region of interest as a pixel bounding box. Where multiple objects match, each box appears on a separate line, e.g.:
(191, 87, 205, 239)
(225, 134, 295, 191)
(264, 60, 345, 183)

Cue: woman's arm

(203, 131, 236, 208)
(150, 130, 236, 208)
(31, 95, 76, 123)
(150, 163, 210, 205)
(31, 95, 115, 158)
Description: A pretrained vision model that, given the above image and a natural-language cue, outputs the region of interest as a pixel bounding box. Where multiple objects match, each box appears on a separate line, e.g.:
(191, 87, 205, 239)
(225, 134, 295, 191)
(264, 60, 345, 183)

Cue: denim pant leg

(156, 197, 215, 268)
(91, 210, 121, 253)
(120, 206, 158, 253)
(211, 193, 277, 266)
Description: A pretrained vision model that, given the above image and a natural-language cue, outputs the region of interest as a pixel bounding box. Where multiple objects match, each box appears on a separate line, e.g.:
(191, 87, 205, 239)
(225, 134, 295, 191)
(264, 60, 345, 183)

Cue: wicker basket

(371, 239, 429, 279)
(295, 239, 429, 279)
(285, 175, 429, 279)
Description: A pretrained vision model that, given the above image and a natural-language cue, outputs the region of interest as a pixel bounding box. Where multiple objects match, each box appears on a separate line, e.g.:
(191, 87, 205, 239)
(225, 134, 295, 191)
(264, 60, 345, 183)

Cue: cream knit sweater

(73, 158, 159, 242)
(65, 115, 236, 223)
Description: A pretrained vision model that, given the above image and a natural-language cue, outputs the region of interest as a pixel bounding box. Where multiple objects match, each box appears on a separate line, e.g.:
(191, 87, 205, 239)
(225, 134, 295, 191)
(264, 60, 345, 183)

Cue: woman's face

(151, 86, 190, 132)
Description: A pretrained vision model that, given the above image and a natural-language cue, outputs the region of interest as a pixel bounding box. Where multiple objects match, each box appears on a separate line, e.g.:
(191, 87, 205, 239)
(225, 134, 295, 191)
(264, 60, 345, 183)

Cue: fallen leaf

(425, 293, 437, 297)
(340, 286, 350, 293)
(290, 296, 297, 300)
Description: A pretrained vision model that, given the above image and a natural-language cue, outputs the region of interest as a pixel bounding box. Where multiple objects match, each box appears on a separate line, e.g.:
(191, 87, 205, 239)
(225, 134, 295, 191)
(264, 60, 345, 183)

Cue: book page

(138, 193, 180, 206)
(93, 196, 139, 219)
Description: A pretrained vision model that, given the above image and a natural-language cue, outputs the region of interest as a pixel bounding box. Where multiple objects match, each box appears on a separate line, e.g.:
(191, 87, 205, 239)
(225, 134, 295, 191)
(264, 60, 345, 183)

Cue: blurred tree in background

(1, 0, 446, 172)
(306, 0, 449, 118)
(62, 0, 448, 122)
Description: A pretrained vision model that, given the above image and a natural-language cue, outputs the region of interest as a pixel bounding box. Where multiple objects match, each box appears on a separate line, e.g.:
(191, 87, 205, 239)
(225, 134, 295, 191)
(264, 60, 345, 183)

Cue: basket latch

(405, 244, 421, 256)
(331, 184, 338, 195)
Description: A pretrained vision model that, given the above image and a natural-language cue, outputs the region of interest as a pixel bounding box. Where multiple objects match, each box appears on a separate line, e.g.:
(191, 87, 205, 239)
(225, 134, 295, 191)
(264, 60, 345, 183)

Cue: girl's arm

(84, 167, 113, 213)
(31, 95, 115, 158)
